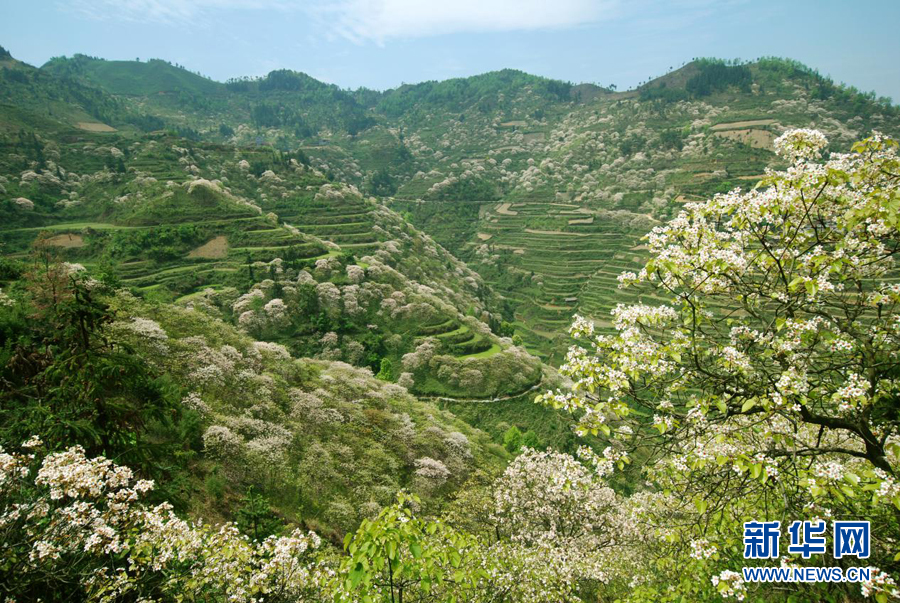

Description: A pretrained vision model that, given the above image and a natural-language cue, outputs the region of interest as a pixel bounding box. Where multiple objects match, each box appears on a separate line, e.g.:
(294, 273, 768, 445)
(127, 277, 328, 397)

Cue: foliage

(0, 259, 194, 506)
(237, 487, 284, 541)
(502, 425, 522, 453)
(338, 493, 481, 602)
(686, 60, 752, 97)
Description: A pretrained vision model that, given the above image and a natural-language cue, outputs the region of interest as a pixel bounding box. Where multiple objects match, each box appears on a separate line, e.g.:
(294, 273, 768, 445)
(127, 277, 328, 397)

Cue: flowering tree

(489, 448, 640, 593)
(539, 131, 900, 599)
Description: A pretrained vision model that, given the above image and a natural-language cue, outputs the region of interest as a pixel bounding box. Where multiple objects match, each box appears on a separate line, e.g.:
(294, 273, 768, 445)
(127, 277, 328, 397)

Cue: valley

(2, 41, 900, 602)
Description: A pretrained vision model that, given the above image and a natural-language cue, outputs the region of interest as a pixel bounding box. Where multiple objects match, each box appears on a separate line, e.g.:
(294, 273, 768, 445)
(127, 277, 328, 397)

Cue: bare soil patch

(710, 119, 776, 131)
(476, 233, 493, 241)
(568, 217, 594, 225)
(43, 233, 84, 248)
(188, 235, 228, 259)
(495, 203, 518, 216)
(713, 129, 775, 149)
(76, 122, 116, 132)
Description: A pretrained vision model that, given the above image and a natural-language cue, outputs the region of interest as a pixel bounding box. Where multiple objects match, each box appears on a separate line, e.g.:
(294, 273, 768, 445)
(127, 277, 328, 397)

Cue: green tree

(376, 357, 395, 381)
(338, 494, 480, 603)
(502, 426, 522, 454)
(521, 430, 540, 450)
(0, 258, 192, 505)
(368, 167, 398, 197)
(236, 487, 283, 542)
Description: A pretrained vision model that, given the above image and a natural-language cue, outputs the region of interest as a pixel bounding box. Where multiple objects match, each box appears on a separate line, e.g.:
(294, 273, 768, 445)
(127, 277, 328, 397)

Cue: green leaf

(349, 562, 365, 588)
(693, 496, 707, 514)
(805, 280, 817, 297)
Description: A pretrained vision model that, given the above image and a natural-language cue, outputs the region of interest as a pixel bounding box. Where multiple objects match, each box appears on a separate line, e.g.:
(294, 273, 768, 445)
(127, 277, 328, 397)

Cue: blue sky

(1, 0, 898, 101)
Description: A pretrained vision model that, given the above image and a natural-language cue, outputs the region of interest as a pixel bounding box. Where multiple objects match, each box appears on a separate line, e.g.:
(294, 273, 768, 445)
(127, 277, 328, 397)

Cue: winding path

(416, 380, 545, 405)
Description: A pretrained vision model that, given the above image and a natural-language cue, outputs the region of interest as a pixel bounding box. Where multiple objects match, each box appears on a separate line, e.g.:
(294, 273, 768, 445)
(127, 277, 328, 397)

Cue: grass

(11, 222, 139, 232)
(459, 343, 501, 359)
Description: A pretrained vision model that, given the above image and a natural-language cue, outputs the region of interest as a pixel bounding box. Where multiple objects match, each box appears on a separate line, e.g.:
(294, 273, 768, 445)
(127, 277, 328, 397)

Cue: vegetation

(1, 42, 900, 601)
(538, 131, 900, 601)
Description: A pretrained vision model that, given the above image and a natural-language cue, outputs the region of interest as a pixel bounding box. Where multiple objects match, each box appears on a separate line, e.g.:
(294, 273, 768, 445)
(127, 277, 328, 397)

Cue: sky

(1, 0, 898, 101)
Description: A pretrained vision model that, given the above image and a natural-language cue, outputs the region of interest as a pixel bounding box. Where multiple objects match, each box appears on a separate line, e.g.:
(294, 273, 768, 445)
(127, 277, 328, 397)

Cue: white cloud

(322, 0, 616, 43)
(66, 0, 294, 24)
(66, 0, 616, 41)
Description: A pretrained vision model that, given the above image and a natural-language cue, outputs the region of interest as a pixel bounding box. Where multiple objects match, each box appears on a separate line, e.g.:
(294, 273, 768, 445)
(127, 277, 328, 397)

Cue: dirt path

(524, 228, 590, 236)
(417, 380, 545, 404)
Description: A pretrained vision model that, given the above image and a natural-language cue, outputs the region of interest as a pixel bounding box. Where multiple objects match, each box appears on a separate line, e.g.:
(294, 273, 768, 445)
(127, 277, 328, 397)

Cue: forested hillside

(2, 43, 899, 602)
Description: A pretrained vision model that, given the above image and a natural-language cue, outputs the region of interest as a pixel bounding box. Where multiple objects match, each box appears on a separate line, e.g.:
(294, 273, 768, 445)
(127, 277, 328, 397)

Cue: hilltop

(43, 54, 226, 96)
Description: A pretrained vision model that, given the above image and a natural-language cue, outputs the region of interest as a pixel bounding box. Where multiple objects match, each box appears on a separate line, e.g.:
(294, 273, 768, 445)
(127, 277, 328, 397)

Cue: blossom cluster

(1, 440, 330, 601)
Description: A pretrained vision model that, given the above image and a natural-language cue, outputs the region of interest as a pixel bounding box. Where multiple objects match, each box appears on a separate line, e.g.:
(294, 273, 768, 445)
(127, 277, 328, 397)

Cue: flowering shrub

(0, 440, 329, 602)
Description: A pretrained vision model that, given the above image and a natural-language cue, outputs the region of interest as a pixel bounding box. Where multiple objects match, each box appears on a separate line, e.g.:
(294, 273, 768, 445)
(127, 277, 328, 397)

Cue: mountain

(0, 46, 573, 545)
(5, 49, 899, 364)
(2, 40, 900, 603)
(5, 49, 900, 363)
(2, 43, 898, 529)
(42, 54, 226, 97)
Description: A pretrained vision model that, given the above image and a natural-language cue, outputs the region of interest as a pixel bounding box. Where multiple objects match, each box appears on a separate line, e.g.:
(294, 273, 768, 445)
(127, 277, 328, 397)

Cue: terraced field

(0, 190, 388, 302)
(416, 316, 495, 357)
(466, 201, 644, 363)
(272, 197, 382, 256)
